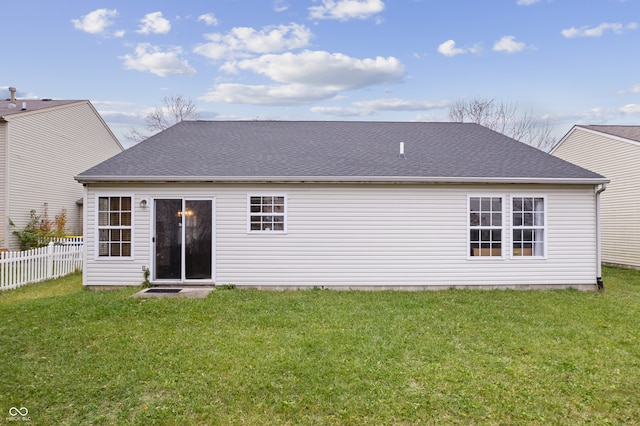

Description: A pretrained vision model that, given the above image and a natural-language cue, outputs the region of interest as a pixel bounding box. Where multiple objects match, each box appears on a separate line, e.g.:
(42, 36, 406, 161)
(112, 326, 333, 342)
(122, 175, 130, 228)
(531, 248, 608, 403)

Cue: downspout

(81, 184, 88, 288)
(595, 183, 607, 290)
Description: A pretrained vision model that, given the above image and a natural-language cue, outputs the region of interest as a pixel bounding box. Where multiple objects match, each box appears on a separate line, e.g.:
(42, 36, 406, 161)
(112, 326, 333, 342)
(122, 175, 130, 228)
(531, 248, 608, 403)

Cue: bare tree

(448, 98, 555, 151)
(125, 94, 200, 143)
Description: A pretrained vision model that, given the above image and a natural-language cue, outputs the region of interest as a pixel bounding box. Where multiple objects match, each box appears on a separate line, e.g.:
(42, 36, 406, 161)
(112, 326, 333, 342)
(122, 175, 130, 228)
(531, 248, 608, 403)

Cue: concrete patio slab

(132, 287, 215, 299)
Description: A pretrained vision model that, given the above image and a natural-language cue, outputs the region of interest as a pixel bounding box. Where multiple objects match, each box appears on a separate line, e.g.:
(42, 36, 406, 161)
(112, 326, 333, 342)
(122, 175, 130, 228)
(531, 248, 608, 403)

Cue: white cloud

(222, 50, 404, 90)
(493, 35, 526, 53)
(121, 43, 196, 77)
(561, 22, 637, 38)
(201, 83, 337, 105)
(619, 104, 640, 114)
(352, 98, 450, 111)
(618, 83, 640, 94)
(203, 50, 404, 105)
(274, 0, 289, 12)
(437, 40, 482, 57)
(311, 98, 449, 117)
(92, 102, 144, 124)
(137, 11, 171, 35)
(437, 40, 465, 57)
(517, 0, 540, 5)
(194, 23, 313, 60)
(545, 104, 640, 126)
(311, 106, 372, 116)
(310, 98, 449, 117)
(198, 13, 218, 26)
(71, 8, 118, 35)
(309, 0, 385, 21)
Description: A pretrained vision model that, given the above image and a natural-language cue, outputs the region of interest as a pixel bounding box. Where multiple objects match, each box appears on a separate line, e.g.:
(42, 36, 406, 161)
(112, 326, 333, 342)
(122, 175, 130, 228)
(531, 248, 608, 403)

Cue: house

(0, 87, 124, 249)
(551, 125, 640, 269)
(75, 121, 607, 290)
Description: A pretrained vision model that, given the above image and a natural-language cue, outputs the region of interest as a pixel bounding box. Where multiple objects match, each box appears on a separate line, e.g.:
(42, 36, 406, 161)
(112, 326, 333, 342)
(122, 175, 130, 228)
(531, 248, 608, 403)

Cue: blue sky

(3, 0, 639, 147)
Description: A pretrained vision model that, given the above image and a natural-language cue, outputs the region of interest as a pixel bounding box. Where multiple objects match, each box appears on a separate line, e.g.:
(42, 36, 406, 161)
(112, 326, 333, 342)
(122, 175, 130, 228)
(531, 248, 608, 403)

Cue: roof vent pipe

(21, 102, 26, 111)
(399, 141, 405, 159)
(8, 86, 16, 108)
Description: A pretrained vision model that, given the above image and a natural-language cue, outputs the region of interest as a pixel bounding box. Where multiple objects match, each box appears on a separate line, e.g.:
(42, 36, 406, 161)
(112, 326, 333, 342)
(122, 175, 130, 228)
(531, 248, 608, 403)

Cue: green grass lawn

(1, 267, 639, 425)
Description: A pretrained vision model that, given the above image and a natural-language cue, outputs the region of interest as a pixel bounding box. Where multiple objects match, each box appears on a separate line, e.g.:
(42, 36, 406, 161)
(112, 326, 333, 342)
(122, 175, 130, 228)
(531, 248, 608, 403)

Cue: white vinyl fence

(0, 238, 83, 291)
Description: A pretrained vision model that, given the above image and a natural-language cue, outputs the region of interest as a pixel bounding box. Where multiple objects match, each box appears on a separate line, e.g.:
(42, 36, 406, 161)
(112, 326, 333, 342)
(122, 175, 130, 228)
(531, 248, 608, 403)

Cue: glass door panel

(154, 199, 182, 280)
(185, 200, 212, 280)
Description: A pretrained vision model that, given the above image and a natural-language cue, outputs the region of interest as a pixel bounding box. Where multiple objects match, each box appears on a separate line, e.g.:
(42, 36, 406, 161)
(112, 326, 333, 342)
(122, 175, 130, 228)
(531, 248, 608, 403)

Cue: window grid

(469, 197, 503, 257)
(512, 197, 545, 257)
(98, 196, 132, 257)
(249, 195, 286, 232)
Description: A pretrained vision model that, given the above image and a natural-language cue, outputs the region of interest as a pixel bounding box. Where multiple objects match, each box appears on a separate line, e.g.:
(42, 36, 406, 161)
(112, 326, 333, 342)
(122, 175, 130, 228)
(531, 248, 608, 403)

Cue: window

(98, 196, 132, 257)
(248, 195, 286, 232)
(512, 197, 545, 257)
(469, 196, 503, 257)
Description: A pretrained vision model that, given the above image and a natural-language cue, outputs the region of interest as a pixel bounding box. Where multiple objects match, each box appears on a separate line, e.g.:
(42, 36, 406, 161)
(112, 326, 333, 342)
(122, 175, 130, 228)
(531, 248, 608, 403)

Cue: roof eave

(75, 175, 609, 185)
(575, 125, 640, 147)
(0, 100, 87, 120)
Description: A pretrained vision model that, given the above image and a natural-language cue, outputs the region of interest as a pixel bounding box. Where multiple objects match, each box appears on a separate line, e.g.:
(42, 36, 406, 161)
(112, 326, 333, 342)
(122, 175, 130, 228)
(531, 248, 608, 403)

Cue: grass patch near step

(1, 267, 639, 424)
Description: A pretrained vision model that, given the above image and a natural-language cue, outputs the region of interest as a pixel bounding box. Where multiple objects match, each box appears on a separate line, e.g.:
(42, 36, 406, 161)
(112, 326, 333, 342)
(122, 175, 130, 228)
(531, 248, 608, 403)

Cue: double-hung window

(469, 196, 503, 257)
(512, 196, 545, 257)
(98, 196, 132, 257)
(248, 195, 286, 232)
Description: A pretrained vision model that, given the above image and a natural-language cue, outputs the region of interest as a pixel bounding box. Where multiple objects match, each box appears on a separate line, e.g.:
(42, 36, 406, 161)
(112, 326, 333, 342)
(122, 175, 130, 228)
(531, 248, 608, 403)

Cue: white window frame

(150, 197, 216, 283)
(510, 195, 547, 259)
(247, 193, 287, 234)
(467, 195, 505, 259)
(95, 193, 135, 260)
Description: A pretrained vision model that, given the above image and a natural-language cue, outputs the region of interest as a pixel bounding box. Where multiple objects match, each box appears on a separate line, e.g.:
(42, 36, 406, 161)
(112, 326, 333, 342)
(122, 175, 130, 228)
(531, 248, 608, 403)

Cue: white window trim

(510, 194, 547, 260)
(247, 193, 288, 234)
(94, 193, 135, 260)
(467, 194, 506, 260)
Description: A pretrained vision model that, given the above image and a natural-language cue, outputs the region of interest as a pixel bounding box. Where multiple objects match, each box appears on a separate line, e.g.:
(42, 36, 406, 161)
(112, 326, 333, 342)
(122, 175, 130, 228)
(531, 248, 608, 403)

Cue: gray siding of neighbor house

(82, 182, 599, 289)
(0, 122, 6, 247)
(5, 102, 123, 248)
(552, 128, 640, 269)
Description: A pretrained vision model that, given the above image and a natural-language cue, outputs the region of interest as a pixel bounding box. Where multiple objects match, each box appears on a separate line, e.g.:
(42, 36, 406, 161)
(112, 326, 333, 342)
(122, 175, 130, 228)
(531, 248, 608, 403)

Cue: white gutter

(74, 175, 610, 185)
(595, 183, 608, 290)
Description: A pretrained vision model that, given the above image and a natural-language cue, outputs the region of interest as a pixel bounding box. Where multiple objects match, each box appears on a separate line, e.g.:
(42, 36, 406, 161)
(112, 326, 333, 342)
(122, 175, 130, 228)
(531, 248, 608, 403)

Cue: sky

(2, 0, 639, 148)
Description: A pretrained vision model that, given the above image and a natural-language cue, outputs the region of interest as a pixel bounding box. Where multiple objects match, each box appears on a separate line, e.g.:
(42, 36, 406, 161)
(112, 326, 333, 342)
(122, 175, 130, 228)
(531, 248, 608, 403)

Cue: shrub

(9, 204, 68, 250)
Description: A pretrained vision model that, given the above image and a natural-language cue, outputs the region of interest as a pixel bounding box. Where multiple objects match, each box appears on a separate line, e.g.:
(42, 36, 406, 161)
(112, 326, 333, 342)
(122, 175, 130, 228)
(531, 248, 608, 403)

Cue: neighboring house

(75, 121, 607, 290)
(0, 88, 124, 249)
(551, 125, 640, 269)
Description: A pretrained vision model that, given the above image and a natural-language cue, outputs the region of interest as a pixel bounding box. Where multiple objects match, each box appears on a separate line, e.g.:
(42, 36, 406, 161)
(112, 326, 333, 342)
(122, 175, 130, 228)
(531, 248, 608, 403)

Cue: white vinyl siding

(553, 128, 640, 269)
(83, 189, 150, 287)
(82, 182, 598, 289)
(3, 102, 123, 249)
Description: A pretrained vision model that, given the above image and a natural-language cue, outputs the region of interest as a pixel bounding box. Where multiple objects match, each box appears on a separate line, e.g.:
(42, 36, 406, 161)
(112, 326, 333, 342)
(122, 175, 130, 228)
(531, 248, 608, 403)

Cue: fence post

(47, 242, 55, 279)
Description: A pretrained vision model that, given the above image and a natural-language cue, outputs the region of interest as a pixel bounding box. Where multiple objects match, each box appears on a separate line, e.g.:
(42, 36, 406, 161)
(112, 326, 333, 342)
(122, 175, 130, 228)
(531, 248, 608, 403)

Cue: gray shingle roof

(581, 125, 640, 143)
(0, 100, 85, 118)
(76, 121, 606, 184)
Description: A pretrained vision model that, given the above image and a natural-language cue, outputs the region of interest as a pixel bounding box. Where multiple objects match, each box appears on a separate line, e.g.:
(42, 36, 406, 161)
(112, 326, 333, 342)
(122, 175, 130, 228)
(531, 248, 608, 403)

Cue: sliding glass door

(154, 199, 213, 282)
